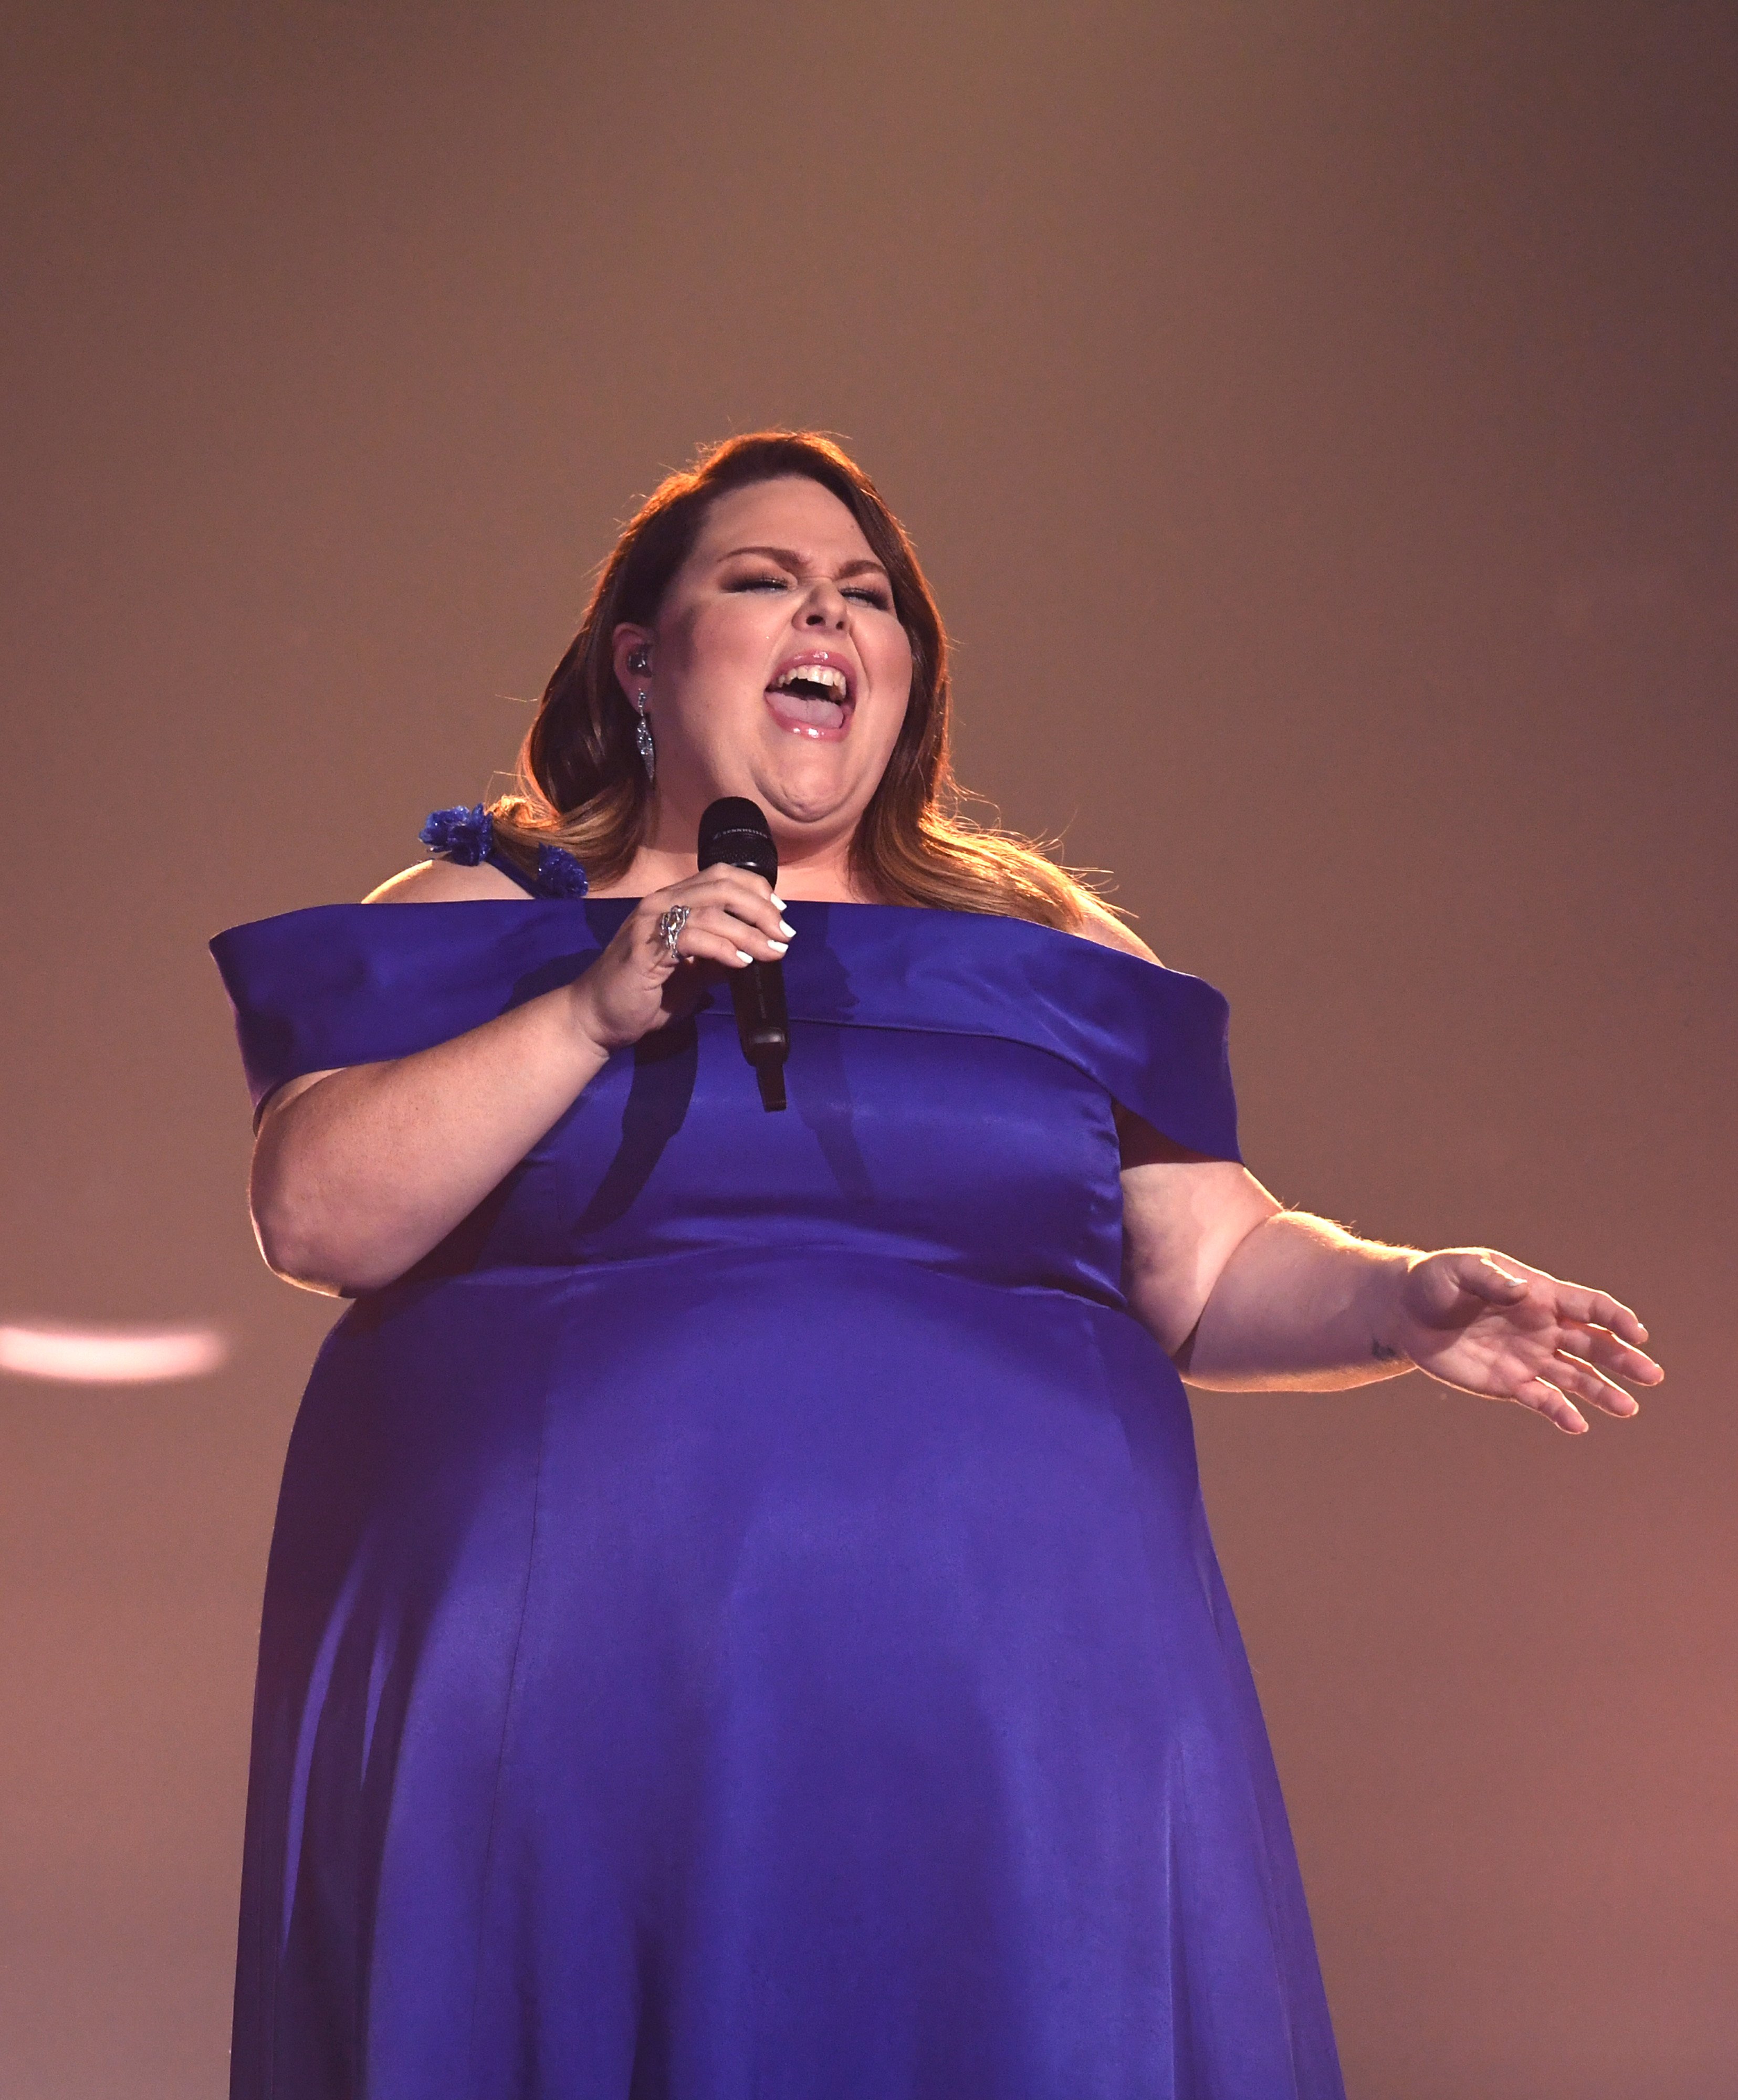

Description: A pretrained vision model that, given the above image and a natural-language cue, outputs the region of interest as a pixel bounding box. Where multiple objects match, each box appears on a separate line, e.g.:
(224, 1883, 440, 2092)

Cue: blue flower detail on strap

(420, 804, 493, 865)
(420, 806, 588, 897)
(534, 845, 589, 899)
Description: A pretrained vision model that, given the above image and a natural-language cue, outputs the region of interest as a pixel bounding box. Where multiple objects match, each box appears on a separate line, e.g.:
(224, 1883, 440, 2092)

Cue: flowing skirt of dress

(234, 1254, 1341, 2100)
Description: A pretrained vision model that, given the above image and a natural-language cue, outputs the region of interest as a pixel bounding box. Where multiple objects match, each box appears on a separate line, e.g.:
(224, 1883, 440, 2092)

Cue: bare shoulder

(364, 859, 527, 904)
(1070, 896, 1161, 965)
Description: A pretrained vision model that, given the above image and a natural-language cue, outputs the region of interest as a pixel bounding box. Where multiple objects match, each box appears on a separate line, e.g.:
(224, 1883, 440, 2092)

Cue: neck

(604, 796, 873, 902)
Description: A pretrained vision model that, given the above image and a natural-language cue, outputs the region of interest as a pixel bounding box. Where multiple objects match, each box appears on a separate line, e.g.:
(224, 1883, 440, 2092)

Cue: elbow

(250, 1174, 402, 1298)
(252, 1193, 348, 1297)
(249, 1092, 418, 1295)
(1122, 1261, 1207, 1360)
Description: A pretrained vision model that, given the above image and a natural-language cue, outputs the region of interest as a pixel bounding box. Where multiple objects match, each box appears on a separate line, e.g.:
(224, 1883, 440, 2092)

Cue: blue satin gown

(211, 894, 1344, 2100)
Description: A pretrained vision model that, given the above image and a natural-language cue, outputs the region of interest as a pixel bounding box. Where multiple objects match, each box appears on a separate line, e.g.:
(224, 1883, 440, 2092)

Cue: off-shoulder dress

(211, 886, 1344, 2100)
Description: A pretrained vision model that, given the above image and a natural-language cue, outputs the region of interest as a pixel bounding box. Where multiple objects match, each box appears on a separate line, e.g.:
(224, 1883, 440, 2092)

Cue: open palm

(1393, 1248, 1663, 1434)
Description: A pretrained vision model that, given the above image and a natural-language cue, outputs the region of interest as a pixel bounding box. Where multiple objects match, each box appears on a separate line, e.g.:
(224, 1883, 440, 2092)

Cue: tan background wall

(2, 6, 1733, 2094)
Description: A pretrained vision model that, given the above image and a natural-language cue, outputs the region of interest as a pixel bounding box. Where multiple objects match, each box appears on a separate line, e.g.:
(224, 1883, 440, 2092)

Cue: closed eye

(725, 570, 892, 611)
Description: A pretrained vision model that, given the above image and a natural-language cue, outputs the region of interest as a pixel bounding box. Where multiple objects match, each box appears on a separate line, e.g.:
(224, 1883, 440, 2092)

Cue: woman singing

(212, 432, 1661, 2099)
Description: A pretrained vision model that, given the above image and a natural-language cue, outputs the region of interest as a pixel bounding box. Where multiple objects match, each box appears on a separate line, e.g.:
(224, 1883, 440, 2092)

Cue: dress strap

(418, 806, 588, 900)
(485, 847, 541, 897)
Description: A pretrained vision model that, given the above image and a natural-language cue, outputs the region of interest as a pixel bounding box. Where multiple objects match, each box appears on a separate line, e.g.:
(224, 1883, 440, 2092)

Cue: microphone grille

(698, 797, 778, 880)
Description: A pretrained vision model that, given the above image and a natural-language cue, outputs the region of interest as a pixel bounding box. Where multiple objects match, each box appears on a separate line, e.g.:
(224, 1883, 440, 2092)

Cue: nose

(800, 578, 850, 630)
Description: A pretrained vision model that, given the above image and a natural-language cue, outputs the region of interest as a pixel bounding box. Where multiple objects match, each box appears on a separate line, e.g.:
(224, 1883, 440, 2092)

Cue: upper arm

(1117, 1139, 1281, 1355)
(257, 1068, 342, 1131)
(253, 858, 516, 1129)
(365, 858, 527, 904)
(1065, 897, 1271, 1347)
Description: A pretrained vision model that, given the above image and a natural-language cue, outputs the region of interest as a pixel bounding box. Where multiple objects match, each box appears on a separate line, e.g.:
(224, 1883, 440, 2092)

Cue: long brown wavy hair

(490, 432, 1107, 930)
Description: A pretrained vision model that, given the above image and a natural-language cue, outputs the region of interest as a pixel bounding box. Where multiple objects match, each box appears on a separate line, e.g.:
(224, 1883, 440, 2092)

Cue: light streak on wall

(0, 1321, 229, 1384)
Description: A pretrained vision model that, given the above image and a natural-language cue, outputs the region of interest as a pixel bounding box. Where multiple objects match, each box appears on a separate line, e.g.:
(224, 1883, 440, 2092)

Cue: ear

(611, 623, 654, 701)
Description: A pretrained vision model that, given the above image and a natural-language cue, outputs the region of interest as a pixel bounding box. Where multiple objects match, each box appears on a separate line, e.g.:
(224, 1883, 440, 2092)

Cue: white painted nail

(770, 894, 787, 910)
(767, 939, 789, 955)
(777, 920, 796, 939)
(735, 949, 755, 964)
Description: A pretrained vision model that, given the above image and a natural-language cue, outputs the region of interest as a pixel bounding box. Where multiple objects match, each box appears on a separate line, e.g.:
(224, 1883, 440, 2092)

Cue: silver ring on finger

(655, 904, 691, 962)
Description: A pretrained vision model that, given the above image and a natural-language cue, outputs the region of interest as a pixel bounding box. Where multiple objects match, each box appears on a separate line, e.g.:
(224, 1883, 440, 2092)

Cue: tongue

(766, 687, 846, 730)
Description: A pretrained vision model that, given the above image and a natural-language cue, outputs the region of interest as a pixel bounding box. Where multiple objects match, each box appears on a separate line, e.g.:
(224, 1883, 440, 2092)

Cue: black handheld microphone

(697, 796, 790, 1112)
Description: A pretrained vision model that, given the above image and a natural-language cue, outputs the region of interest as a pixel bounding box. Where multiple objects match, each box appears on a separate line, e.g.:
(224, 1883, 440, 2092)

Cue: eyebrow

(716, 543, 891, 582)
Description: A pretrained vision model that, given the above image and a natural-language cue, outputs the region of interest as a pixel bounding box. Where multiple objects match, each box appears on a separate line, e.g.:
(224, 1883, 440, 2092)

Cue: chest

(479, 1009, 1128, 1295)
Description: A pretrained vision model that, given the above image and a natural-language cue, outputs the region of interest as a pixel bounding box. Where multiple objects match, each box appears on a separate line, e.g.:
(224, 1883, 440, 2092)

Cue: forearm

(252, 979, 612, 1294)
(1178, 1210, 1418, 1390)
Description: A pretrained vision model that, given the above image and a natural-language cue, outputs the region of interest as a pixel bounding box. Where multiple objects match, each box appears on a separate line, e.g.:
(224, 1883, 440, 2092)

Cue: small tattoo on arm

(1371, 1339, 1406, 1363)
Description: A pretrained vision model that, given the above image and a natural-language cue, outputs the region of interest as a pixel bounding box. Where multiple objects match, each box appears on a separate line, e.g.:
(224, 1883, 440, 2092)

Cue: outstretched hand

(1390, 1249, 1663, 1434)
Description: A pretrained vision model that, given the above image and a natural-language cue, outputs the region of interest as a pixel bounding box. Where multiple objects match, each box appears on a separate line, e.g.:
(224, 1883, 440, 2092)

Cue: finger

(675, 865, 783, 914)
(1513, 1374, 1588, 1435)
(718, 902, 794, 954)
(636, 895, 787, 972)
(1561, 1322, 1664, 1387)
(643, 869, 765, 925)
(701, 863, 784, 908)
(1551, 1348, 1641, 1419)
(1552, 1283, 1649, 1348)
(671, 924, 761, 970)
(672, 871, 794, 946)
(682, 902, 790, 963)
(1452, 1252, 1533, 1305)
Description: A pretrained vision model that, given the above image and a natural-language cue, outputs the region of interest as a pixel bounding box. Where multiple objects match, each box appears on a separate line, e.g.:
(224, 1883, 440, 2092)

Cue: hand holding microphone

(567, 800, 793, 1111)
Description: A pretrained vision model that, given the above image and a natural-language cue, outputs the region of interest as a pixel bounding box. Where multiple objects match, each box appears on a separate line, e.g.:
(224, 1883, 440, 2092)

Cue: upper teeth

(774, 664, 849, 696)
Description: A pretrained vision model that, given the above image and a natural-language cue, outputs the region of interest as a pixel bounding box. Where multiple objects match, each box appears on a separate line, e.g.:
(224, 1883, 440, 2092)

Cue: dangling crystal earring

(633, 690, 656, 782)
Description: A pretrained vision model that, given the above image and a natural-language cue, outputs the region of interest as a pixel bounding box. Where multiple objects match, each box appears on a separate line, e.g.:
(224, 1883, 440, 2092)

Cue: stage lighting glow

(0, 1321, 229, 1384)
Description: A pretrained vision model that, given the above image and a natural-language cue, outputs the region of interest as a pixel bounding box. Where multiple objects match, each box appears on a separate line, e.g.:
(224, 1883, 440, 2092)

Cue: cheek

(867, 629, 915, 728)
(661, 608, 760, 722)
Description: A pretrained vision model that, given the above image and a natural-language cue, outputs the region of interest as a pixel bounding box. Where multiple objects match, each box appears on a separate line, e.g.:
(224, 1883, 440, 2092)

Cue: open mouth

(765, 657, 855, 739)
